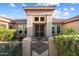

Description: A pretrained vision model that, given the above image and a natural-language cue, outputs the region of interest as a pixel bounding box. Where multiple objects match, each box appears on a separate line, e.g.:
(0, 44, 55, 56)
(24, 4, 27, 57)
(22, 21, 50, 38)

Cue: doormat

(33, 41, 48, 55)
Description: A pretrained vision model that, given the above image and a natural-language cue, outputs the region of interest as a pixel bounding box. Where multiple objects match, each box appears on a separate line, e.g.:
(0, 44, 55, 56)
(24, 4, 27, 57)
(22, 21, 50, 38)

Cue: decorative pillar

(46, 15, 52, 37)
(22, 37, 32, 56)
(27, 16, 33, 37)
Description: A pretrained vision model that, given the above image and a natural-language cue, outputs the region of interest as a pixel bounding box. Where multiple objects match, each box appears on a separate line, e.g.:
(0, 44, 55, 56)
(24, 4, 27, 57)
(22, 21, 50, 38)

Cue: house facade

(0, 6, 79, 40)
(0, 16, 11, 29)
(24, 6, 55, 39)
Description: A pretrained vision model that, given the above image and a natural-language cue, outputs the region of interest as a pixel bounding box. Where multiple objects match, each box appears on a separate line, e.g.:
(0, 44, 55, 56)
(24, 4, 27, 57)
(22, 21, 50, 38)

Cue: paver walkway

(32, 41, 48, 56)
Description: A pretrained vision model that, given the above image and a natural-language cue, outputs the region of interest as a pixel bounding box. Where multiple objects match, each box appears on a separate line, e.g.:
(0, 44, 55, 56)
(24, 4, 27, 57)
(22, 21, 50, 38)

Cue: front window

(40, 17, 44, 21)
(35, 17, 39, 21)
(18, 25, 23, 30)
(19, 30, 22, 34)
(57, 25, 60, 34)
(18, 25, 23, 34)
(25, 28, 27, 34)
(52, 27, 55, 36)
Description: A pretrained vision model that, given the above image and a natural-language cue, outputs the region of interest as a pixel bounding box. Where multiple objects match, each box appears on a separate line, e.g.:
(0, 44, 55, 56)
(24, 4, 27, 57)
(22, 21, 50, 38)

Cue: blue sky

(0, 3, 79, 19)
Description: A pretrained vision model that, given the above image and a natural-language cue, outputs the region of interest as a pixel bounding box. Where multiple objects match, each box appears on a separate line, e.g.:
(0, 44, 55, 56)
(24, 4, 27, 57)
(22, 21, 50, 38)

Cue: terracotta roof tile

(11, 19, 26, 24)
(64, 15, 79, 23)
(24, 6, 55, 11)
(52, 18, 65, 24)
(10, 15, 79, 24)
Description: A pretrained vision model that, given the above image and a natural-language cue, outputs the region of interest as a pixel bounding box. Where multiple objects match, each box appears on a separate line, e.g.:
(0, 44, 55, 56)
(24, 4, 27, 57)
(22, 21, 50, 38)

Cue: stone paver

(32, 41, 48, 56)
(32, 50, 48, 56)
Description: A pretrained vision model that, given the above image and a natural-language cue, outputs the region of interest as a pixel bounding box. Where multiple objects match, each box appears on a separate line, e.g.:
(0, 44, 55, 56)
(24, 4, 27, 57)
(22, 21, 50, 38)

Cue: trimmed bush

(54, 35, 79, 56)
(0, 29, 16, 41)
(63, 26, 76, 35)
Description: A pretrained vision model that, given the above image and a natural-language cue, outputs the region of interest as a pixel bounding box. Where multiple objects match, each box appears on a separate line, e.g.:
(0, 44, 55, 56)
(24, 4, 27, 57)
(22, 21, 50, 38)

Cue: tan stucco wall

(0, 17, 11, 29)
(27, 11, 53, 16)
(0, 22, 9, 29)
(13, 23, 26, 29)
(64, 21, 79, 33)
(11, 23, 27, 35)
(0, 17, 10, 23)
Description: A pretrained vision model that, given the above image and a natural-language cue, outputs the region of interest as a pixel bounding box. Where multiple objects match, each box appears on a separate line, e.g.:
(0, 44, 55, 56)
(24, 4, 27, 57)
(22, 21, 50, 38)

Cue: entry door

(35, 24, 44, 38)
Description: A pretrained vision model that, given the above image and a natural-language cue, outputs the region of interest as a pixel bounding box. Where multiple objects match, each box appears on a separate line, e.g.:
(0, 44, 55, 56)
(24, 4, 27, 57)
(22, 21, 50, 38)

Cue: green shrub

(54, 35, 79, 56)
(63, 26, 76, 35)
(0, 29, 16, 41)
